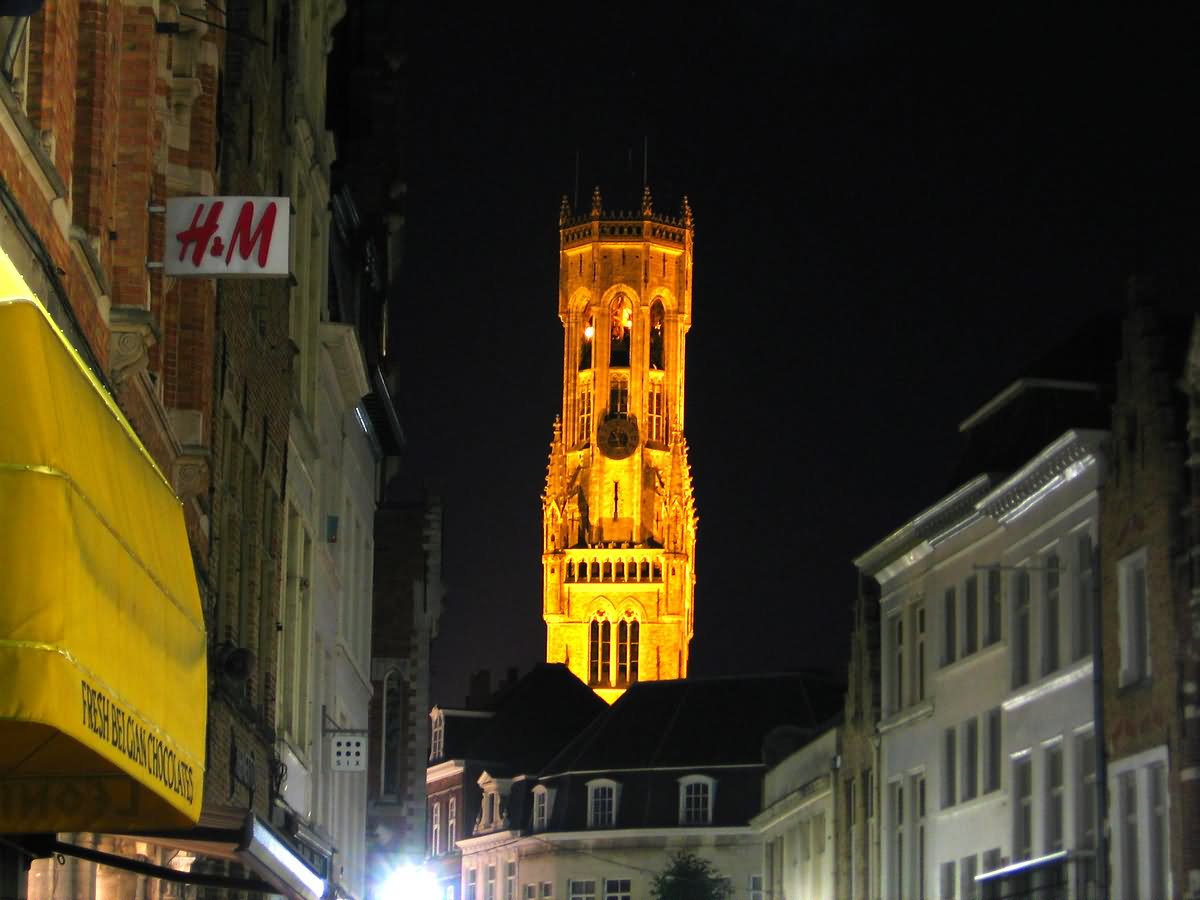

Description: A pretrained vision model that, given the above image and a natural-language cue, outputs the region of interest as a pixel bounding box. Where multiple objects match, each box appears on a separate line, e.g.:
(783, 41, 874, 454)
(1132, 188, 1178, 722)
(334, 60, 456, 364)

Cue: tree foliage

(649, 850, 729, 900)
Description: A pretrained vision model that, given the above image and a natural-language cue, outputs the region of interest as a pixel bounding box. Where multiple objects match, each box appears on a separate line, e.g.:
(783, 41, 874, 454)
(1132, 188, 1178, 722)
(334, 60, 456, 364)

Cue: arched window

(589, 615, 611, 685)
(609, 294, 631, 367)
(617, 615, 639, 686)
(602, 561, 612, 580)
(615, 561, 625, 580)
(577, 377, 593, 445)
(591, 561, 600, 580)
(566, 561, 575, 582)
(677, 775, 716, 825)
(432, 800, 442, 855)
(579, 314, 594, 370)
(640, 560, 650, 580)
(649, 300, 665, 370)
(448, 797, 457, 847)
(609, 373, 629, 416)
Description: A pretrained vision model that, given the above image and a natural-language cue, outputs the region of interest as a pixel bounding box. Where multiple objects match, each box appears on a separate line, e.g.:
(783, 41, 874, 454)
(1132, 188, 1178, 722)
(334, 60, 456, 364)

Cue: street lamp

(377, 863, 439, 900)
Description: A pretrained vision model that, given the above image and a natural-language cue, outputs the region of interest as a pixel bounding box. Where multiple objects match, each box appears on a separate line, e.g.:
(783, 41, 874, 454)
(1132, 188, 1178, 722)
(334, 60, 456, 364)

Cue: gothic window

(579, 314, 594, 370)
(617, 615, 639, 685)
(578, 378, 593, 445)
(449, 797, 457, 847)
(609, 374, 629, 416)
(609, 294, 632, 367)
(649, 300, 665, 370)
(602, 561, 612, 580)
(566, 561, 575, 582)
(430, 709, 445, 760)
(432, 801, 442, 855)
(589, 615, 611, 685)
(647, 379, 665, 443)
(591, 561, 600, 580)
(615, 561, 625, 580)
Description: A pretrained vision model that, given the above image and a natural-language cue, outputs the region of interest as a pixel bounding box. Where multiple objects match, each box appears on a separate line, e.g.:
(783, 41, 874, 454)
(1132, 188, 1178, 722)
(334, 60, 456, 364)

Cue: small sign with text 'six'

(165, 196, 291, 278)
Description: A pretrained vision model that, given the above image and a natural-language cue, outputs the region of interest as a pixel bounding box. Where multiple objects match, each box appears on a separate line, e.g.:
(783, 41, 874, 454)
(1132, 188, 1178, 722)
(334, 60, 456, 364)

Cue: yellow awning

(0, 249, 206, 833)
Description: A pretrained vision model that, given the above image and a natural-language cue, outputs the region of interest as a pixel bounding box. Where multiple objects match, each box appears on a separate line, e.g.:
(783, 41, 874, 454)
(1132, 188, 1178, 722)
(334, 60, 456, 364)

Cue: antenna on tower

(643, 135, 648, 187)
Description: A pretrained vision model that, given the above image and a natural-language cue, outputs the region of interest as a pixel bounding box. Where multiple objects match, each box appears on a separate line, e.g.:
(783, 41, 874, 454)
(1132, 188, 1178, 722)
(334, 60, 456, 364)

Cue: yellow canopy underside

(0, 251, 206, 832)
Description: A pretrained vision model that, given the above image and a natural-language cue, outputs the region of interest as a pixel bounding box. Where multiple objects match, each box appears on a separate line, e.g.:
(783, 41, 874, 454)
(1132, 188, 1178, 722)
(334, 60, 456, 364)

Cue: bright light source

(584, 325, 595, 340)
(378, 864, 439, 900)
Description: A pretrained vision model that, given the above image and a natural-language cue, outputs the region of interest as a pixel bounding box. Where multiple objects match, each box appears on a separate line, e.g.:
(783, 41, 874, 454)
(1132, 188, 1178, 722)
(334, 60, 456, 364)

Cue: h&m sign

(164, 196, 291, 277)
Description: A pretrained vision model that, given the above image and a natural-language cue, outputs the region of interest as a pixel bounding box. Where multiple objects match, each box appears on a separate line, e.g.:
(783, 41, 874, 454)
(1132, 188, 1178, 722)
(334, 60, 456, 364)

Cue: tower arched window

(609, 374, 629, 417)
(579, 314, 594, 370)
(617, 615, 639, 686)
(648, 378, 665, 443)
(577, 377, 593, 445)
(610, 294, 632, 367)
(589, 614, 611, 685)
(649, 300, 665, 370)
(566, 561, 575, 582)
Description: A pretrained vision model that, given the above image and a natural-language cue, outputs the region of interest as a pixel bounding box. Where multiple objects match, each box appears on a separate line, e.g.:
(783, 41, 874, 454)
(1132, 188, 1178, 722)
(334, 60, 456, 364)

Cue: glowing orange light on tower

(584, 324, 595, 340)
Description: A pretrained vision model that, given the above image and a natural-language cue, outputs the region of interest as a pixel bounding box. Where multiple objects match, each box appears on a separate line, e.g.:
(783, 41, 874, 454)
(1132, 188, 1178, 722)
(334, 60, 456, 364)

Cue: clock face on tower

(597, 416, 638, 459)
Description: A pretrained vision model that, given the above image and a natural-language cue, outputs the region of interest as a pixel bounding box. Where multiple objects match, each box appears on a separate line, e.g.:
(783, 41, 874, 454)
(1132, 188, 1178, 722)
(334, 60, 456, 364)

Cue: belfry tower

(542, 186, 698, 704)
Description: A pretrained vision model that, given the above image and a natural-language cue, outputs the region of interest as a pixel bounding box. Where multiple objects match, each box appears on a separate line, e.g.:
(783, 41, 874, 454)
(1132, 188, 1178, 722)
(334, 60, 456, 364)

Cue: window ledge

(878, 698, 934, 735)
(936, 787, 1003, 819)
(1003, 659, 1093, 712)
(937, 640, 1006, 678)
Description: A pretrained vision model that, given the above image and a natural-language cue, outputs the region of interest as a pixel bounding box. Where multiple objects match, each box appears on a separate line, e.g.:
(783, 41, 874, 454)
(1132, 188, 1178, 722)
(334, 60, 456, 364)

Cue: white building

(272, 4, 382, 899)
(857, 380, 1109, 900)
(751, 727, 840, 900)
(454, 674, 843, 900)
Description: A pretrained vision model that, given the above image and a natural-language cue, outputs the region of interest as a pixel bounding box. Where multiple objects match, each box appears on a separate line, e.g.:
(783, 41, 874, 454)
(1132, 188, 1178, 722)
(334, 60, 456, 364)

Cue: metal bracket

(321, 705, 367, 736)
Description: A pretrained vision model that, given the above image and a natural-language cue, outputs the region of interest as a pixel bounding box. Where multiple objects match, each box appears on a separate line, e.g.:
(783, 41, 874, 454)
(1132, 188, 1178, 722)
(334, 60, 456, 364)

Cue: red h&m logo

(164, 197, 291, 278)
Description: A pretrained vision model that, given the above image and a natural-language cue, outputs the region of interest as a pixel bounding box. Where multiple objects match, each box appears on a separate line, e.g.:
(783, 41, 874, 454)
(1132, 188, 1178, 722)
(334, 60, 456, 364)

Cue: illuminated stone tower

(542, 186, 698, 704)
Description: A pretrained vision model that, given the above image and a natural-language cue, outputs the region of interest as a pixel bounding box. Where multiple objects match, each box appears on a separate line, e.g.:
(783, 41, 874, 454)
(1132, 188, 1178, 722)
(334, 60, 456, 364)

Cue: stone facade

(542, 188, 698, 703)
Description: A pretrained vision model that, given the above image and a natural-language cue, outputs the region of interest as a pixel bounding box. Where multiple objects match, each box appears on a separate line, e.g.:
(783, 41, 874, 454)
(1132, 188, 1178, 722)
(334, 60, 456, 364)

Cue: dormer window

(476, 771, 514, 834)
(430, 709, 445, 760)
(678, 775, 716, 825)
(587, 778, 620, 828)
(531, 785, 556, 831)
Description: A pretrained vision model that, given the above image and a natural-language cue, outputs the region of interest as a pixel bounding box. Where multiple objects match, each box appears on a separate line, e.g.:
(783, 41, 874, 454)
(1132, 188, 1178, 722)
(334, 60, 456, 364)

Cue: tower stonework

(542, 187, 698, 703)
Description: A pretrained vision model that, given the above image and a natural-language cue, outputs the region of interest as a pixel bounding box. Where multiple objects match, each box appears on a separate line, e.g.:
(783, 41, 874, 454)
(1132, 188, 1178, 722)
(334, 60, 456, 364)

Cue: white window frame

(432, 800, 442, 855)
(531, 785, 555, 831)
(586, 778, 620, 828)
(677, 774, 716, 825)
(430, 709, 445, 760)
(1108, 744, 1170, 900)
(1118, 548, 1150, 686)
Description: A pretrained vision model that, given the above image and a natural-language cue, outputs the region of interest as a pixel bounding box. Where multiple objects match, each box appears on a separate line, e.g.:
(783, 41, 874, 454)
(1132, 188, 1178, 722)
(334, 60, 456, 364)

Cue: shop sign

(164, 196, 291, 277)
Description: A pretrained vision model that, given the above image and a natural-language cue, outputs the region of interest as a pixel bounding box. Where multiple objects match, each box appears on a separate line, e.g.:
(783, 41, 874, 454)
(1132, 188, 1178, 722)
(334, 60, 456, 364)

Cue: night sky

(387, 5, 1200, 707)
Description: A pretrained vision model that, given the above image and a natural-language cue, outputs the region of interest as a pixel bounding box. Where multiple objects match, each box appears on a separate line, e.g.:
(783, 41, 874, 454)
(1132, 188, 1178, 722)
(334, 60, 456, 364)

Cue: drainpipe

(1091, 533, 1109, 899)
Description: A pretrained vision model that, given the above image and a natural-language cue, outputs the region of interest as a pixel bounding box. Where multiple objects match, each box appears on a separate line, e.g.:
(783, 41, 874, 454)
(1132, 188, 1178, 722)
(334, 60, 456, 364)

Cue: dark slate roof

(455, 663, 608, 771)
(438, 710, 495, 761)
(947, 313, 1122, 487)
(541, 672, 845, 775)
